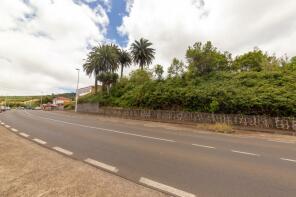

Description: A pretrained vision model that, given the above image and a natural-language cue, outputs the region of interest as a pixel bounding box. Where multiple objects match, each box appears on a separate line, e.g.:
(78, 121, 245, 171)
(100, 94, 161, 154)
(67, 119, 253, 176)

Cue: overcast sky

(1, 0, 296, 96)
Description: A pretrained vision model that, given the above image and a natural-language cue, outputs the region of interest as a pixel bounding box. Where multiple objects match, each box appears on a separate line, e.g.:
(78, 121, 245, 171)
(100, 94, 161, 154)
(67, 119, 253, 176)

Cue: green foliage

(233, 48, 280, 72)
(168, 58, 186, 78)
(186, 41, 231, 76)
(80, 41, 296, 117)
(154, 64, 164, 80)
(119, 49, 132, 78)
(130, 38, 155, 70)
(83, 44, 120, 93)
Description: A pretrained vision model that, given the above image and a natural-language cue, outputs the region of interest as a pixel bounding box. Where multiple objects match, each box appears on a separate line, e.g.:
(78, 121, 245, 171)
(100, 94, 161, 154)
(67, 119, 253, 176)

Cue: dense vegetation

(80, 39, 296, 117)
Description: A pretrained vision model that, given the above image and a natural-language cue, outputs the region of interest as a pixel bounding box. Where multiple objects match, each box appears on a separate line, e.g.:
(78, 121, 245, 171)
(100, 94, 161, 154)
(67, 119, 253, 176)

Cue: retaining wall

(77, 103, 296, 134)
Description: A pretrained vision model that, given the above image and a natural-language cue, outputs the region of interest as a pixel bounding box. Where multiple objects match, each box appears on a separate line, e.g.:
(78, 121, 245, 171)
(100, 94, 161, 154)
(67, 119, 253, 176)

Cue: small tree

(168, 58, 186, 78)
(118, 49, 132, 78)
(154, 64, 164, 80)
(186, 41, 231, 76)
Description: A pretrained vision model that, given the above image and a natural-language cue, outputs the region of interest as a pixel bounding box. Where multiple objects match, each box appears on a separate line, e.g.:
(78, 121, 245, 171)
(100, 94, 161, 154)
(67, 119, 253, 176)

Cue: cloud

(0, 0, 109, 96)
(119, 0, 296, 70)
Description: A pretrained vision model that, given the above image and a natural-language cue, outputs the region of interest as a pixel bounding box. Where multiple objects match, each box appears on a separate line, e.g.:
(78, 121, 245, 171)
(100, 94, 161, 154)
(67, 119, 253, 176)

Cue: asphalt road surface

(1, 110, 296, 197)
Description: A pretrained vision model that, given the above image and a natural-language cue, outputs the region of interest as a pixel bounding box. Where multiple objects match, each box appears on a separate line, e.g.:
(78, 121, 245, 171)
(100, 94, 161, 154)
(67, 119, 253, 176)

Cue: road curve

(0, 110, 296, 197)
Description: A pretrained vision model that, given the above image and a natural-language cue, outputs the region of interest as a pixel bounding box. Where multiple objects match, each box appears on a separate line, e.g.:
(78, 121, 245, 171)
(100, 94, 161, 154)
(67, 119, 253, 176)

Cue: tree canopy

(81, 41, 296, 117)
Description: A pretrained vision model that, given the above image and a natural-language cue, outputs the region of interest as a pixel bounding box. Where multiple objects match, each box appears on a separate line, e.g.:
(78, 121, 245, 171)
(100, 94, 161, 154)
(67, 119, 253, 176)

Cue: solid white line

(139, 177, 196, 197)
(33, 138, 47, 145)
(192, 144, 216, 149)
(231, 150, 260, 156)
(5, 125, 11, 128)
(11, 128, 18, 132)
(268, 140, 295, 144)
(53, 146, 73, 155)
(281, 158, 296, 163)
(25, 112, 176, 143)
(85, 158, 118, 173)
(19, 132, 29, 138)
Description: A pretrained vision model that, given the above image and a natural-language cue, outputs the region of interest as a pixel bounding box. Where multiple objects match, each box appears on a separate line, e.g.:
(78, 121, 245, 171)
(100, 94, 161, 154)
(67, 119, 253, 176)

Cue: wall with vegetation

(76, 104, 296, 134)
(80, 41, 296, 117)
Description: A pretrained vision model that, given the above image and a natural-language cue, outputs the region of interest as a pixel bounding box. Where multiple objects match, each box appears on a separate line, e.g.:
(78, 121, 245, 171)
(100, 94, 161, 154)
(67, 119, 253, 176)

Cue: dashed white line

(281, 158, 296, 163)
(85, 158, 118, 173)
(231, 150, 260, 156)
(192, 144, 216, 149)
(53, 146, 73, 156)
(11, 128, 18, 132)
(5, 125, 11, 128)
(19, 132, 29, 138)
(139, 177, 196, 197)
(25, 112, 176, 143)
(33, 138, 47, 145)
(0, 123, 4, 125)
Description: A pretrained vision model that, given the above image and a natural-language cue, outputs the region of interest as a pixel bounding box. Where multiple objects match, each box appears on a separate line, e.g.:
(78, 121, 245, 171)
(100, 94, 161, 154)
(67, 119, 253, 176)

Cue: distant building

(77, 85, 101, 96)
(42, 103, 56, 111)
(52, 97, 72, 105)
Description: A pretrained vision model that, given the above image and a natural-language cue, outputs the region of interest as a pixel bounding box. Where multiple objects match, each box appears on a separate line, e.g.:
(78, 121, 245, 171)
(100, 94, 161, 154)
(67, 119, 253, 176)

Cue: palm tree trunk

(120, 64, 124, 78)
(94, 74, 98, 94)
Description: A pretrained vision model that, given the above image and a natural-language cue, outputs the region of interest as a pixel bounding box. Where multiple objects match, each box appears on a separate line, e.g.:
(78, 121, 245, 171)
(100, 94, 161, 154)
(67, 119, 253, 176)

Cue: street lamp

(75, 68, 80, 112)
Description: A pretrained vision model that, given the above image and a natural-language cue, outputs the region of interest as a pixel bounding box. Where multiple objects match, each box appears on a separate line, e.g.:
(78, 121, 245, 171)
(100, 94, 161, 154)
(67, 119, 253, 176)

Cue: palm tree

(83, 44, 120, 93)
(130, 38, 155, 70)
(83, 47, 101, 94)
(118, 49, 132, 78)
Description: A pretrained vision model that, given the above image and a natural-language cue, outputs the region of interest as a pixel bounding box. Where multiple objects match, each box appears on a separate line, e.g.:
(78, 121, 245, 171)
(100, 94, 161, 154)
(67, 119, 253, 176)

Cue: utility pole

(75, 68, 80, 113)
(40, 92, 43, 106)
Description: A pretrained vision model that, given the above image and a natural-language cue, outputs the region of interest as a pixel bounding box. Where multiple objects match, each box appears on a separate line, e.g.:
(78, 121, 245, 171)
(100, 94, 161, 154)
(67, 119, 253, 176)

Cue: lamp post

(75, 68, 80, 112)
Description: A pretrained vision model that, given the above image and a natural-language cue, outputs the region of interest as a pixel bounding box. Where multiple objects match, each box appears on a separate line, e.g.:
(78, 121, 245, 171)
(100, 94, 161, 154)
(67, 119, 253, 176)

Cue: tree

(118, 49, 132, 78)
(168, 58, 186, 78)
(186, 41, 231, 76)
(232, 48, 280, 72)
(83, 44, 120, 93)
(130, 38, 155, 70)
(284, 56, 296, 70)
(83, 48, 100, 93)
(97, 72, 119, 94)
(154, 64, 164, 80)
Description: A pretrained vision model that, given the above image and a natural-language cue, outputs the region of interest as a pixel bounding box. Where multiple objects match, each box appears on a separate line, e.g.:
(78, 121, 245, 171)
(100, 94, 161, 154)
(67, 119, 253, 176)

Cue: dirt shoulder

(0, 127, 166, 197)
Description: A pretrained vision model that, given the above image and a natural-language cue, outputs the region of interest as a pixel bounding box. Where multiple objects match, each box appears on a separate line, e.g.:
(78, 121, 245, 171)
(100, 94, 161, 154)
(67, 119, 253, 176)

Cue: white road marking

(85, 158, 118, 173)
(19, 132, 29, 137)
(25, 112, 176, 143)
(53, 147, 73, 155)
(33, 138, 47, 145)
(192, 144, 216, 149)
(268, 140, 295, 144)
(11, 128, 18, 132)
(139, 177, 196, 197)
(0, 122, 4, 125)
(281, 158, 296, 163)
(231, 150, 260, 156)
(5, 125, 11, 128)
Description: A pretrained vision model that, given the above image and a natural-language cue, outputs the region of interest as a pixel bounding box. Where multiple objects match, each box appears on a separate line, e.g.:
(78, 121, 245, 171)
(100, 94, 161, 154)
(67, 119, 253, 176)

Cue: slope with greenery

(80, 40, 296, 117)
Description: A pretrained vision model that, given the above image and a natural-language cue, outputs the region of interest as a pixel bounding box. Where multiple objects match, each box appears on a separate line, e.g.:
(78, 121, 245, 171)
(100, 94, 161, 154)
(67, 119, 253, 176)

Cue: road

(1, 110, 296, 197)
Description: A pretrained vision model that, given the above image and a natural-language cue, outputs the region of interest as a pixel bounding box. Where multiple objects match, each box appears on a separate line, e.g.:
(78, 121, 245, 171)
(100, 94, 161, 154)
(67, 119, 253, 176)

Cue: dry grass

(196, 123, 235, 134)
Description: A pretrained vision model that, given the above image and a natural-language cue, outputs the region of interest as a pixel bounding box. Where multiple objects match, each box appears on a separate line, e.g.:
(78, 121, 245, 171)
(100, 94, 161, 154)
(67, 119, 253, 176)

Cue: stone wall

(77, 103, 100, 113)
(77, 103, 296, 134)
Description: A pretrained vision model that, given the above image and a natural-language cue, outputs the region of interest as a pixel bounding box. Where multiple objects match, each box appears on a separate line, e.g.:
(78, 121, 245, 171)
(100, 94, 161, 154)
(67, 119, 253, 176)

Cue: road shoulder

(0, 127, 166, 197)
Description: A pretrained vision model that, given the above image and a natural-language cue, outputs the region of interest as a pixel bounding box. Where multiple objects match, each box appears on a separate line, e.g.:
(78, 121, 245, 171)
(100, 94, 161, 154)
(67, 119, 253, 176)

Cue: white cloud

(119, 0, 296, 70)
(0, 0, 109, 96)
